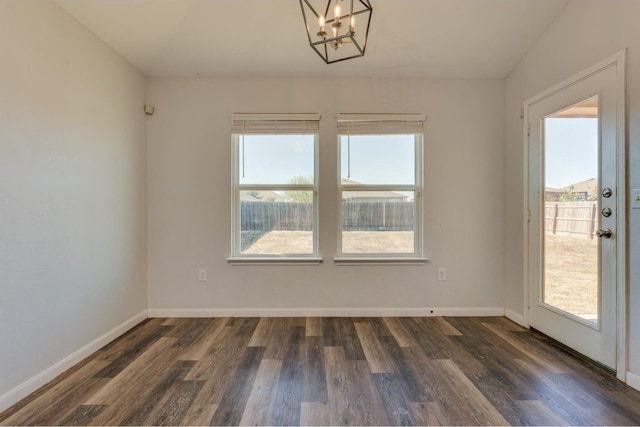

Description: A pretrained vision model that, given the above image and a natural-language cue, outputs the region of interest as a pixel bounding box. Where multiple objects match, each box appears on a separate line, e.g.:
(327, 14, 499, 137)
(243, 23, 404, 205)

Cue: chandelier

(299, 0, 373, 64)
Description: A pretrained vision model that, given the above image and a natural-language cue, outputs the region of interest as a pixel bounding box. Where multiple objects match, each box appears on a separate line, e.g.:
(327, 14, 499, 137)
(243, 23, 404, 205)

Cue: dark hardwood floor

(2, 316, 640, 426)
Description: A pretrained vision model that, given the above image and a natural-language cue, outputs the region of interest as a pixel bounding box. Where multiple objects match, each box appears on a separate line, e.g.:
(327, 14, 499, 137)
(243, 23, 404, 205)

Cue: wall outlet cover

(632, 189, 640, 209)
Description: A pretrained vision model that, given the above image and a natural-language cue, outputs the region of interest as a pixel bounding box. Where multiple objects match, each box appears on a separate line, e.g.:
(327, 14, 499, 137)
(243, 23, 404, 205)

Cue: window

(230, 114, 320, 261)
(337, 114, 425, 260)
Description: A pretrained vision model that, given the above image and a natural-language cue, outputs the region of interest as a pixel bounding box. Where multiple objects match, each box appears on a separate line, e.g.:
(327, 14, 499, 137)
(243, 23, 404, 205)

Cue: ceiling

(54, 0, 570, 79)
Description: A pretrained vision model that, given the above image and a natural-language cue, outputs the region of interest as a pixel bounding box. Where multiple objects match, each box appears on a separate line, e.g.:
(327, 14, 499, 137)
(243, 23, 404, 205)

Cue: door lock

(595, 228, 613, 238)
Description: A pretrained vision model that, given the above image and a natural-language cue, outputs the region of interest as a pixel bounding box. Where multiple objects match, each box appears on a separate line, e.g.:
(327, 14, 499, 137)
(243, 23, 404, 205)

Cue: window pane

(340, 135, 415, 185)
(341, 191, 415, 254)
(240, 191, 313, 255)
(239, 135, 315, 185)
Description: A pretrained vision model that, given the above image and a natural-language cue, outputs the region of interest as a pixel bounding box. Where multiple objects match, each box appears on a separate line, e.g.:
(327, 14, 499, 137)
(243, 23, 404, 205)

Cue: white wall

(3, 0, 638, 413)
(0, 2, 147, 407)
(504, 0, 640, 378)
(146, 77, 505, 315)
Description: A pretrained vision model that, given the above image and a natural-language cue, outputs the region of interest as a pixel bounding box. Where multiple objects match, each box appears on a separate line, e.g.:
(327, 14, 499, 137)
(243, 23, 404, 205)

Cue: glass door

(526, 61, 620, 370)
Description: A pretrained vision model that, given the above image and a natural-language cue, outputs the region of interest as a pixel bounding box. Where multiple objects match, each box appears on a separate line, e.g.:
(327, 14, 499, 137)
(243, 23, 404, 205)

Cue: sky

(340, 135, 415, 185)
(239, 135, 315, 185)
(237, 125, 597, 190)
(544, 117, 598, 189)
(238, 134, 416, 186)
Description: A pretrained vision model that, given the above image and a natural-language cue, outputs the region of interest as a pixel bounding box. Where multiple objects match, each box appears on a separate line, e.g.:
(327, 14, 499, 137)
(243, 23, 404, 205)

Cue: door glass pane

(542, 96, 599, 325)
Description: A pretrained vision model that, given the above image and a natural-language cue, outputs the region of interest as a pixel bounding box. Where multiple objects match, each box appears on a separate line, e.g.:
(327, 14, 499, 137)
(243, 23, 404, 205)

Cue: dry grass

(342, 231, 414, 253)
(242, 231, 314, 254)
(242, 230, 414, 255)
(544, 233, 598, 319)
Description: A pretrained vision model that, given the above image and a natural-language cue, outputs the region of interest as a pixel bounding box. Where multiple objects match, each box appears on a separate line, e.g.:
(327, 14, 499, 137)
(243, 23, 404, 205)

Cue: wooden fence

(240, 201, 313, 231)
(241, 200, 594, 236)
(342, 201, 414, 231)
(544, 201, 598, 239)
(241, 201, 414, 231)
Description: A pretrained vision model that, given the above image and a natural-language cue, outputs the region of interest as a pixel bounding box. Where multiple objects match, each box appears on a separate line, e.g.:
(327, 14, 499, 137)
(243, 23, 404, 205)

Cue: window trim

(230, 114, 320, 261)
(333, 256, 429, 266)
(335, 116, 425, 260)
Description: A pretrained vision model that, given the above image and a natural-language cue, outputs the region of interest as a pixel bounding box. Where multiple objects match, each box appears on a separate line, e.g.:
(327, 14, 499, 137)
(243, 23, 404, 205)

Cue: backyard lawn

(241, 231, 414, 254)
(544, 233, 598, 320)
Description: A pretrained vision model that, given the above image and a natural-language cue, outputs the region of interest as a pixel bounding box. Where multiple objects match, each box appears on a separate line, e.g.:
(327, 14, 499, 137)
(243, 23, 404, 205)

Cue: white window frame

(334, 114, 428, 264)
(228, 113, 321, 264)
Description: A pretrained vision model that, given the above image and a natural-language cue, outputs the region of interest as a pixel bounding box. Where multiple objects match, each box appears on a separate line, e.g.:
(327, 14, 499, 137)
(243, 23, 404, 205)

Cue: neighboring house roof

(342, 191, 408, 201)
(561, 178, 597, 194)
(241, 181, 410, 202)
(341, 178, 365, 186)
(240, 191, 285, 202)
(545, 178, 597, 195)
(341, 179, 408, 201)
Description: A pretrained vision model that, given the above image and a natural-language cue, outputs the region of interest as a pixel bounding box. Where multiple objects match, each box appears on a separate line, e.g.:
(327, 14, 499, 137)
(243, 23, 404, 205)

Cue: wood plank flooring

(2, 316, 640, 426)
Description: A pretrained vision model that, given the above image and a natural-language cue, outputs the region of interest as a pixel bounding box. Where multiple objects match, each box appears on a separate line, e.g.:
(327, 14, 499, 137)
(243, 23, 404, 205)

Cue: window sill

(333, 256, 429, 266)
(227, 257, 323, 266)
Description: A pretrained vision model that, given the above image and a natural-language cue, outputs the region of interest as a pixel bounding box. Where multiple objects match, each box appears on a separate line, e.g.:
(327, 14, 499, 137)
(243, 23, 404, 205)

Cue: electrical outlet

(632, 189, 640, 209)
(437, 268, 446, 281)
(198, 268, 207, 282)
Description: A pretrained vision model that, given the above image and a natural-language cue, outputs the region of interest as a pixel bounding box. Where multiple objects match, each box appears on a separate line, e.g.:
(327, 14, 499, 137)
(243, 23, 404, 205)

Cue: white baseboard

(504, 309, 526, 327)
(626, 371, 640, 391)
(148, 307, 505, 318)
(0, 310, 148, 413)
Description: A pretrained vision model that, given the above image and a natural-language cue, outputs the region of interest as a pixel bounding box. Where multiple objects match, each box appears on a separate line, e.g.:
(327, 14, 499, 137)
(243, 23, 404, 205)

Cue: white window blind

(232, 114, 320, 135)
(336, 113, 426, 135)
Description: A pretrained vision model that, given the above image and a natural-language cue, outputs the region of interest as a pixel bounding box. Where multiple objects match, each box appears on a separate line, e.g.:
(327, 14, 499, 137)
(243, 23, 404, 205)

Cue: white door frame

(522, 50, 627, 381)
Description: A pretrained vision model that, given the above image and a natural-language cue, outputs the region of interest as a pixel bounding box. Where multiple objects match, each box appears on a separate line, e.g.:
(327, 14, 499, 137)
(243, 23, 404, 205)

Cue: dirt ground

(342, 231, 414, 253)
(242, 230, 414, 254)
(544, 233, 598, 319)
(242, 231, 314, 254)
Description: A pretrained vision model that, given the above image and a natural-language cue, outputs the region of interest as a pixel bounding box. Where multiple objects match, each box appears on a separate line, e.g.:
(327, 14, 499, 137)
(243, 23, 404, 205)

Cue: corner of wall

(0, 311, 148, 413)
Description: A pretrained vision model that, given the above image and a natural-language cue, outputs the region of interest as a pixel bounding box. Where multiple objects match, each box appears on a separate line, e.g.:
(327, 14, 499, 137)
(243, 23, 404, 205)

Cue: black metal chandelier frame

(299, 0, 373, 64)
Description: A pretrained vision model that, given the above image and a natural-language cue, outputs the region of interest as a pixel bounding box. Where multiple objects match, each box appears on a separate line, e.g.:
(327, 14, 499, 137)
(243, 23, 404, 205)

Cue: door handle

(596, 228, 613, 238)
